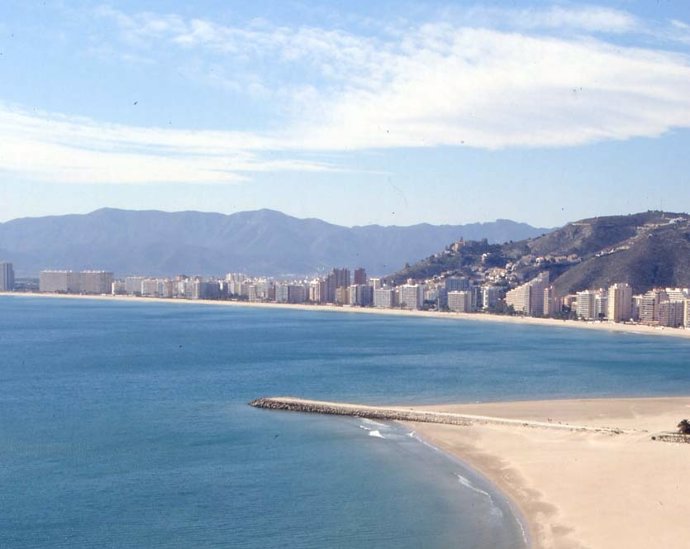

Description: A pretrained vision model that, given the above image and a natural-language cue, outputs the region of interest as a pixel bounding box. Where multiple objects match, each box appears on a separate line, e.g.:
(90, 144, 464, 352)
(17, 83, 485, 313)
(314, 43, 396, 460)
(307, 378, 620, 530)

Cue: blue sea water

(3, 296, 690, 548)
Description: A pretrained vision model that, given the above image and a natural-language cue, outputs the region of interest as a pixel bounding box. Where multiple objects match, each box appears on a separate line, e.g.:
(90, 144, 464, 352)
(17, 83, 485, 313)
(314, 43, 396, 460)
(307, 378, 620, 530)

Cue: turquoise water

(3, 297, 690, 547)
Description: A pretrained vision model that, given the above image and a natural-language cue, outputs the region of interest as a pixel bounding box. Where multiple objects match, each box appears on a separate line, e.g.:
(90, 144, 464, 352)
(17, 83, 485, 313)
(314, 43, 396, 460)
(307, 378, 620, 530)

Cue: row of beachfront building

(23, 266, 690, 329)
(503, 272, 690, 328)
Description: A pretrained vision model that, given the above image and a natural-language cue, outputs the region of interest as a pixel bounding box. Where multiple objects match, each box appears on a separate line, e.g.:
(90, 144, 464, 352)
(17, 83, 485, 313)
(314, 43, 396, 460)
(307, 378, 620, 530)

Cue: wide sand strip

(410, 397, 690, 549)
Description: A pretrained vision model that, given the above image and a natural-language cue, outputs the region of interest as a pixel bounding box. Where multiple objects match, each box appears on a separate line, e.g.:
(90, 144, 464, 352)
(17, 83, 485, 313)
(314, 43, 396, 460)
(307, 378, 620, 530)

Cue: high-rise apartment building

(505, 272, 549, 316)
(80, 271, 114, 295)
(323, 268, 350, 303)
(373, 287, 397, 308)
(447, 290, 474, 313)
(445, 277, 469, 292)
(607, 283, 633, 322)
(39, 270, 80, 293)
(348, 284, 373, 306)
(481, 286, 502, 310)
(353, 268, 367, 285)
(0, 261, 14, 291)
(639, 289, 671, 325)
(399, 284, 423, 310)
(658, 299, 685, 328)
(369, 277, 382, 290)
(575, 290, 598, 320)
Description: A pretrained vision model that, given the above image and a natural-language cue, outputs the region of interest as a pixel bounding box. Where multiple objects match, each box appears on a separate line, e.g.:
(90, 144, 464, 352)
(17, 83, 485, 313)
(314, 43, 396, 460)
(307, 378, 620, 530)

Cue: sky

(0, 0, 689, 227)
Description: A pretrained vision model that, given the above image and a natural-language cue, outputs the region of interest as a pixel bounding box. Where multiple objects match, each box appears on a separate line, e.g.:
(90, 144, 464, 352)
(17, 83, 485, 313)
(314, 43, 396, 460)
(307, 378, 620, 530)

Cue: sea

(3, 296, 690, 548)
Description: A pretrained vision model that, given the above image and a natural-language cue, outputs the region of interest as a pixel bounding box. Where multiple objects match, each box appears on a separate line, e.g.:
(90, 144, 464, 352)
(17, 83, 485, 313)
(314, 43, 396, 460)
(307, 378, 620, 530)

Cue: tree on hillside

(677, 419, 690, 435)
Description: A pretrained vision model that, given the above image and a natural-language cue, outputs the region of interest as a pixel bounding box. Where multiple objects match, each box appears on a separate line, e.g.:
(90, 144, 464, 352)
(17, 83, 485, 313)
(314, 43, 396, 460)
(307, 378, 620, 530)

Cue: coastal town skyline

(3, 261, 689, 332)
(1, 1, 689, 227)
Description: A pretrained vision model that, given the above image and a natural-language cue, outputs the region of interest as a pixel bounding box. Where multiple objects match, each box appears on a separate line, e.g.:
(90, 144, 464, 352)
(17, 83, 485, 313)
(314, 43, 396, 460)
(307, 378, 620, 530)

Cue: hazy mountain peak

(0, 209, 550, 277)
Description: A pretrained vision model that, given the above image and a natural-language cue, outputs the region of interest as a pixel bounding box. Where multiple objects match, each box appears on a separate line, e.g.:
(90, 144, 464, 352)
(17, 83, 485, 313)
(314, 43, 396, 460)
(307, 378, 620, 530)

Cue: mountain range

(0, 208, 550, 277)
(390, 211, 690, 294)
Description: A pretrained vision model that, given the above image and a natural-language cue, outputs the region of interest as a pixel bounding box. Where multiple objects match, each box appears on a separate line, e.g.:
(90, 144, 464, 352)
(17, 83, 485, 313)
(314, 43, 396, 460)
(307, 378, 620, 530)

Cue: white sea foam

(361, 418, 387, 428)
(368, 430, 385, 439)
(456, 474, 504, 518)
(358, 424, 371, 431)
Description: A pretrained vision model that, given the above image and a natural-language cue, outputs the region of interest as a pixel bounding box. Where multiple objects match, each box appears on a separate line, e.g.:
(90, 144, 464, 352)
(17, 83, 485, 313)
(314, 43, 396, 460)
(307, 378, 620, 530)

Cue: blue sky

(1, 1, 689, 227)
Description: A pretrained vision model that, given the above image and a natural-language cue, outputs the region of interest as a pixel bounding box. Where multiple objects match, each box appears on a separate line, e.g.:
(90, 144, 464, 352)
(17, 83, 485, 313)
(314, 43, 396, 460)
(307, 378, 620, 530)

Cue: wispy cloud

(0, 104, 336, 184)
(1, 4, 690, 185)
(464, 5, 641, 34)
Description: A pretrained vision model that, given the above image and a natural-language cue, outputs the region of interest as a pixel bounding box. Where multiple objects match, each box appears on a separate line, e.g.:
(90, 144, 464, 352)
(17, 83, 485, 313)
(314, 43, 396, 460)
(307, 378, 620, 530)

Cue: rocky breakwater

(249, 397, 635, 434)
(249, 397, 473, 426)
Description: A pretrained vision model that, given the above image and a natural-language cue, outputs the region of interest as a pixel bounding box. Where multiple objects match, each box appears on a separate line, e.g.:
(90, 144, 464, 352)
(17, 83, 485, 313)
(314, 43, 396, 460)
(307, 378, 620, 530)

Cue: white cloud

(2, 5, 690, 184)
(470, 5, 640, 34)
(294, 27, 690, 150)
(0, 104, 335, 184)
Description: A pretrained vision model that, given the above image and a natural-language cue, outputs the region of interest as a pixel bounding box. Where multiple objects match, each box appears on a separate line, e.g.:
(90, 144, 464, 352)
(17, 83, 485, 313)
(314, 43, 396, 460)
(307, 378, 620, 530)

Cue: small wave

(368, 430, 385, 439)
(358, 425, 371, 431)
(456, 473, 491, 498)
(407, 431, 416, 438)
(361, 418, 387, 428)
(456, 474, 504, 518)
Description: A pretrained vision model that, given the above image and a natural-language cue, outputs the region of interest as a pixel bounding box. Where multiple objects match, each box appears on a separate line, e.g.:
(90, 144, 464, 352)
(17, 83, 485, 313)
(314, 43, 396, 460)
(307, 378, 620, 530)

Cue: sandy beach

(4, 291, 690, 341)
(410, 397, 690, 549)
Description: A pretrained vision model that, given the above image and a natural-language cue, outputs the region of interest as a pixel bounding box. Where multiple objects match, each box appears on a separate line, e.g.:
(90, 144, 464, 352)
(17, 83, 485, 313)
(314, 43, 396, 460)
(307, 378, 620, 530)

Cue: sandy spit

(410, 397, 690, 549)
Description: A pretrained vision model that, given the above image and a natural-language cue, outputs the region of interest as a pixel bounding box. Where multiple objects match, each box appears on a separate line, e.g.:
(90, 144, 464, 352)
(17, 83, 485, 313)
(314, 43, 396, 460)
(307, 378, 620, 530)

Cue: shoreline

(251, 396, 690, 548)
(4, 291, 690, 341)
(408, 396, 690, 549)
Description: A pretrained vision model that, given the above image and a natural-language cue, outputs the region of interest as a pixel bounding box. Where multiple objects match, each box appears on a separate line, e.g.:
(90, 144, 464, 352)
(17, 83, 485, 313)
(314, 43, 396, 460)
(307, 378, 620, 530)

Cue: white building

(505, 272, 549, 316)
(399, 284, 423, 310)
(447, 290, 474, 313)
(141, 278, 161, 297)
(369, 277, 383, 290)
(543, 286, 557, 316)
(576, 290, 601, 320)
(607, 283, 633, 322)
(80, 271, 114, 295)
(373, 288, 397, 308)
(659, 299, 685, 328)
(39, 270, 80, 293)
(125, 276, 145, 295)
(639, 289, 668, 325)
(481, 286, 502, 310)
